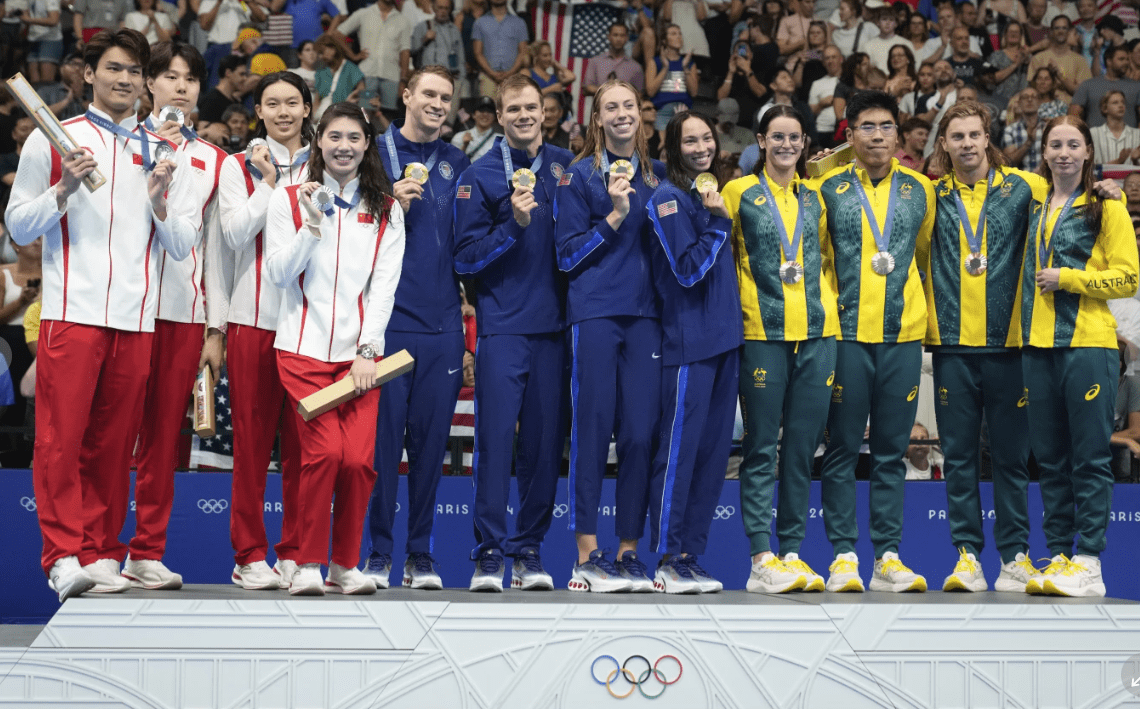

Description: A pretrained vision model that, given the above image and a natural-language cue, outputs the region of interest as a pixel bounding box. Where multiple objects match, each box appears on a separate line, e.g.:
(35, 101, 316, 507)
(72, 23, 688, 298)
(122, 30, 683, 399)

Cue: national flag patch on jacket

(456, 185, 471, 199)
(191, 157, 206, 171)
(657, 200, 678, 218)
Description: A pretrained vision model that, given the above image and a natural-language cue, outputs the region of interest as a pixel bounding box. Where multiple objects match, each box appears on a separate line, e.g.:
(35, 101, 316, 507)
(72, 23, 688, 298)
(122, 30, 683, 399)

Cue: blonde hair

(930, 100, 1005, 177)
(572, 80, 654, 182)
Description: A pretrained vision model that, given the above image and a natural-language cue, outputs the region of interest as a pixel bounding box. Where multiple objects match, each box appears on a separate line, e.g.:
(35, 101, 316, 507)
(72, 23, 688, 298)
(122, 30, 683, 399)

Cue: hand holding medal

(392, 161, 428, 213)
(245, 138, 277, 187)
(511, 167, 539, 227)
(297, 181, 328, 229)
(147, 153, 177, 215)
(155, 104, 186, 146)
(607, 159, 636, 220)
(694, 172, 729, 219)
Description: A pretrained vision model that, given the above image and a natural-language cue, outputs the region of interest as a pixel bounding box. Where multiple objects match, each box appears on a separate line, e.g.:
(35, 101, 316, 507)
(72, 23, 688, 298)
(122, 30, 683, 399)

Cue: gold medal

(695, 172, 718, 194)
(511, 167, 536, 190)
(609, 159, 634, 180)
(404, 162, 429, 184)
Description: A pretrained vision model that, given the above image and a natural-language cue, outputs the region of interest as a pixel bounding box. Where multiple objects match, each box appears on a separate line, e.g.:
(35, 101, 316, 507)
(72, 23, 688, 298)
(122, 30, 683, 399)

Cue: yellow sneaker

(1042, 555, 1105, 598)
(870, 551, 927, 593)
(995, 552, 1041, 593)
(826, 552, 864, 592)
(942, 548, 987, 592)
(782, 553, 825, 592)
(1027, 555, 1070, 595)
(746, 555, 807, 593)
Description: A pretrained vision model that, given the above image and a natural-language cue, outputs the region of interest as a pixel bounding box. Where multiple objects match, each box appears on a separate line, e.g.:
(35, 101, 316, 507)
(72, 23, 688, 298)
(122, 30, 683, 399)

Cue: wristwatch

(357, 343, 380, 359)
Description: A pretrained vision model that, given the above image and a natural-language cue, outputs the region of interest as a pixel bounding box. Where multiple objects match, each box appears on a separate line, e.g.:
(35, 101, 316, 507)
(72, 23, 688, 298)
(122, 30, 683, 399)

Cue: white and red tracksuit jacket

(216, 136, 311, 331)
(265, 174, 405, 362)
(4, 106, 198, 331)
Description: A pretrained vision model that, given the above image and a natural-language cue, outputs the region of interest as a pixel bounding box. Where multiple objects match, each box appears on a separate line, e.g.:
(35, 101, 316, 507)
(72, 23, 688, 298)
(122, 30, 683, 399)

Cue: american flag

(191, 366, 234, 469)
(534, 0, 624, 125)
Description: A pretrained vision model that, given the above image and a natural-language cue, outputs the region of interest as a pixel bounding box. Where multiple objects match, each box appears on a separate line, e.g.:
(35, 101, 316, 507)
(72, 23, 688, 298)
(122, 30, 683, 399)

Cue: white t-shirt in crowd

(809, 75, 839, 133)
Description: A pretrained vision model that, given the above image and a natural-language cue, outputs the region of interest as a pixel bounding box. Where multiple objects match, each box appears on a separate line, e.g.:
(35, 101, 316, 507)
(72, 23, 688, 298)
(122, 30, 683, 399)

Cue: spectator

(1071, 45, 1140, 128)
(450, 95, 497, 159)
(584, 22, 645, 96)
(1024, 0, 1051, 51)
(219, 102, 251, 152)
(829, 0, 874, 58)
(72, 0, 131, 48)
(0, 115, 33, 210)
(197, 53, 248, 127)
(1033, 65, 1070, 119)
(336, 0, 410, 113)
(402, 0, 432, 27)
(1124, 171, 1140, 212)
(904, 422, 940, 480)
(955, 1, 991, 58)
(907, 13, 939, 66)
(894, 115, 929, 170)
(470, 0, 527, 97)
(865, 6, 914, 74)
(541, 93, 570, 149)
(928, 2, 984, 64)
(455, 0, 486, 85)
(36, 51, 87, 119)
(1111, 341, 1140, 480)
(1072, 0, 1098, 69)
(884, 43, 917, 104)
(411, 0, 464, 81)
(1090, 90, 1140, 164)
(714, 97, 753, 155)
(830, 50, 869, 128)
(946, 26, 985, 86)
(647, 24, 698, 130)
(1028, 15, 1091, 95)
(664, 0, 710, 62)
(124, 0, 176, 44)
(622, 0, 655, 63)
(716, 25, 775, 130)
(900, 61, 934, 118)
(790, 20, 828, 100)
(921, 59, 956, 154)
(0, 234, 40, 468)
(1002, 86, 1044, 171)
(755, 66, 818, 144)
(776, 0, 816, 59)
(984, 0, 1026, 45)
(1128, 38, 1140, 82)
(197, 0, 265, 85)
(280, 0, 342, 53)
(639, 95, 662, 158)
(809, 44, 843, 142)
(981, 20, 1030, 108)
(289, 39, 318, 92)
(313, 32, 364, 117)
(22, 0, 63, 84)
(527, 40, 575, 96)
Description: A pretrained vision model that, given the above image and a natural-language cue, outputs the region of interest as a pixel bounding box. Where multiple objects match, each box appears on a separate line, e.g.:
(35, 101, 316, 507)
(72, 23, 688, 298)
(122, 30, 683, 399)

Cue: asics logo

(713, 506, 736, 520)
(826, 371, 835, 387)
(591, 655, 683, 699)
(20, 496, 36, 511)
(1085, 384, 1101, 401)
(907, 386, 918, 402)
(198, 498, 230, 514)
(552, 503, 568, 518)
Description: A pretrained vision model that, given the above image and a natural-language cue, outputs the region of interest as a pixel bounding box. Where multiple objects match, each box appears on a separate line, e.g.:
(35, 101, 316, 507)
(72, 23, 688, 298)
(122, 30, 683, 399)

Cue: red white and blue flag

(533, 0, 624, 125)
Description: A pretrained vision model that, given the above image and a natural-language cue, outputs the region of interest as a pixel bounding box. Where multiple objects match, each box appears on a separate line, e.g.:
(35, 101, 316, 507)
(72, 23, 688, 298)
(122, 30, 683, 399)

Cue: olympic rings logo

(20, 496, 36, 511)
(552, 504, 568, 518)
(713, 506, 735, 520)
(198, 499, 229, 514)
(591, 655, 682, 699)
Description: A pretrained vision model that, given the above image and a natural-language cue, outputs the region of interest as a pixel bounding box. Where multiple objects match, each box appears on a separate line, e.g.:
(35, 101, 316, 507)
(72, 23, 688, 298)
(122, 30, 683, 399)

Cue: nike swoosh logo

(448, 368, 461, 375)
(651, 353, 661, 359)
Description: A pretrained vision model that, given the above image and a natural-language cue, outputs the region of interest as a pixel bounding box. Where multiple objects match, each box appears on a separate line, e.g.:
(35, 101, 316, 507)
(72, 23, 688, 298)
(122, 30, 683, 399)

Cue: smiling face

(318, 115, 367, 183)
(86, 46, 144, 117)
(298, 42, 316, 68)
(499, 85, 543, 148)
(404, 72, 453, 135)
(542, 94, 563, 129)
(940, 114, 988, 174)
(908, 14, 927, 40)
(678, 116, 717, 176)
(1043, 122, 1091, 181)
(847, 107, 896, 169)
(596, 84, 640, 147)
(889, 45, 909, 72)
(666, 25, 684, 50)
(759, 114, 804, 174)
(147, 55, 200, 117)
(255, 79, 310, 144)
(1003, 21, 1023, 48)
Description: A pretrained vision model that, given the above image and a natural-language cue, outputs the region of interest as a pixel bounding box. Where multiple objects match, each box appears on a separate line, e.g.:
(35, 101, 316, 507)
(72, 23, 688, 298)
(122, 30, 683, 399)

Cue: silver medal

(964, 252, 988, 276)
(158, 105, 185, 126)
(153, 142, 176, 165)
(245, 137, 268, 161)
(779, 260, 804, 285)
(311, 185, 335, 212)
(871, 251, 895, 275)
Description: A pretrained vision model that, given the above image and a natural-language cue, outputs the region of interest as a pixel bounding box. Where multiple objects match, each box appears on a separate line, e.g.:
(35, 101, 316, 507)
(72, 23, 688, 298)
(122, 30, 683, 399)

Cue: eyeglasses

(854, 123, 898, 137)
(766, 132, 804, 145)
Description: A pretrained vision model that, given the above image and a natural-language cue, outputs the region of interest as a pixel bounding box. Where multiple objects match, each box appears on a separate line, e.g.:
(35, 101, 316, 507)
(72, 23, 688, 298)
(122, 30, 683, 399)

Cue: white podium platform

(2, 587, 1140, 708)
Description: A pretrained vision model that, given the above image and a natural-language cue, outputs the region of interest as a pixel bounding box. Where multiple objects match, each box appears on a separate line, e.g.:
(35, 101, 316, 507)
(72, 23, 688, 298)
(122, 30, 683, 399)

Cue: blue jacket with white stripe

(553, 150, 666, 324)
(647, 179, 743, 366)
(453, 137, 571, 336)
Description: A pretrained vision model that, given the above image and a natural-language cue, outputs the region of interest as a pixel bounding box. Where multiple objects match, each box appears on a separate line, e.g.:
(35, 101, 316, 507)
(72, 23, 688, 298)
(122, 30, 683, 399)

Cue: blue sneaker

(683, 556, 723, 593)
(654, 555, 701, 594)
(363, 553, 391, 590)
(615, 551, 655, 593)
(403, 552, 442, 590)
(470, 549, 505, 592)
(511, 548, 554, 590)
(568, 549, 632, 593)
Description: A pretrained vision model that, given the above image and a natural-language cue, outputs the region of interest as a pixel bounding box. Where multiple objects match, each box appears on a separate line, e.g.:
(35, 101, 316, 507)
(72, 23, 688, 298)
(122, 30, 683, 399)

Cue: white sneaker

(325, 563, 377, 595)
(1027, 555, 1069, 595)
(273, 559, 298, 590)
(942, 549, 987, 592)
(231, 560, 281, 590)
(870, 552, 927, 593)
(746, 554, 807, 594)
(826, 552, 864, 592)
(83, 558, 130, 593)
(289, 563, 325, 596)
(48, 556, 94, 602)
(995, 552, 1041, 593)
(781, 552, 826, 592)
(122, 557, 183, 590)
(1042, 554, 1106, 598)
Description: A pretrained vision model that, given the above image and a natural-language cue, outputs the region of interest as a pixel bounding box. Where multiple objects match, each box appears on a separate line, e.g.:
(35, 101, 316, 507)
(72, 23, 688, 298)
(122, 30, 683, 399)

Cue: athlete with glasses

(815, 90, 934, 593)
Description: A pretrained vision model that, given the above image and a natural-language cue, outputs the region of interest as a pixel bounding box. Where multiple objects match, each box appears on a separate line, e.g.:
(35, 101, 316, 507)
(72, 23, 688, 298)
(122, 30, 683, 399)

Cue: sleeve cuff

(708, 215, 733, 233)
(595, 218, 619, 244)
(1058, 267, 1077, 291)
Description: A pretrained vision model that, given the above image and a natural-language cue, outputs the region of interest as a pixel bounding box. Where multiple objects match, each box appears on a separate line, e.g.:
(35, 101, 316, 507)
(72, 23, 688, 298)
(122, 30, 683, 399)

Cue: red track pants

(277, 351, 379, 568)
(34, 321, 152, 575)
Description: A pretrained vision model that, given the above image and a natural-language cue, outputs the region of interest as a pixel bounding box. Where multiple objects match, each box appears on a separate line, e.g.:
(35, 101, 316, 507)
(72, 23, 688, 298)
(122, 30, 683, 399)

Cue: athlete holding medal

(644, 111, 743, 594)
(722, 105, 838, 595)
(1018, 116, 1138, 598)
(816, 90, 934, 594)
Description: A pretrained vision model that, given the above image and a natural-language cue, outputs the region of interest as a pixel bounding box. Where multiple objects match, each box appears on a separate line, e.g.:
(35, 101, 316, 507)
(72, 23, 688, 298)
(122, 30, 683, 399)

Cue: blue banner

(4, 471, 1139, 622)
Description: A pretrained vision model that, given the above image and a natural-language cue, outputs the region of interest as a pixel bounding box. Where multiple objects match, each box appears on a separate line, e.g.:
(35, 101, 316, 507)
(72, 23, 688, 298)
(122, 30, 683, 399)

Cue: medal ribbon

(757, 171, 805, 266)
(86, 110, 153, 170)
(245, 142, 309, 182)
(851, 171, 898, 259)
(500, 138, 545, 200)
(1036, 189, 1082, 269)
(953, 169, 994, 257)
(316, 189, 361, 215)
(385, 130, 440, 181)
(144, 115, 199, 143)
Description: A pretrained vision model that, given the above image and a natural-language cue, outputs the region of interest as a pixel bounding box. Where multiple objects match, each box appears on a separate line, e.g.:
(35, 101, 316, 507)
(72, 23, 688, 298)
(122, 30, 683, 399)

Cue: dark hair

(407, 65, 456, 92)
(752, 104, 809, 178)
(1049, 14, 1071, 28)
(146, 41, 207, 84)
(888, 43, 916, 79)
(218, 53, 247, 80)
(251, 72, 314, 144)
(663, 110, 720, 191)
(840, 52, 868, 88)
(495, 73, 542, 112)
(764, 66, 793, 91)
(900, 116, 931, 136)
(1100, 15, 1126, 36)
(608, 21, 628, 34)
(845, 89, 899, 126)
(83, 28, 150, 71)
(298, 40, 315, 54)
(306, 102, 392, 224)
(221, 103, 250, 123)
(1039, 115, 1103, 233)
(1106, 44, 1130, 64)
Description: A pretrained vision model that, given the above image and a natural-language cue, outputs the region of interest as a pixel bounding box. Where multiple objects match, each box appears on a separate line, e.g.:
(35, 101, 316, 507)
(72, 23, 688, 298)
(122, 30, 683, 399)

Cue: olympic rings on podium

(590, 655, 684, 698)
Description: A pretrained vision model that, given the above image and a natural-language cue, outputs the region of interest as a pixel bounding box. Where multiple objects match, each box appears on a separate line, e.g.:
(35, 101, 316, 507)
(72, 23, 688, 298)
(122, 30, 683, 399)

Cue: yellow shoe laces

(1055, 557, 1089, 577)
(880, 557, 912, 575)
(830, 558, 857, 574)
(1014, 557, 1042, 577)
(784, 558, 817, 576)
(953, 548, 980, 574)
(1038, 555, 1071, 575)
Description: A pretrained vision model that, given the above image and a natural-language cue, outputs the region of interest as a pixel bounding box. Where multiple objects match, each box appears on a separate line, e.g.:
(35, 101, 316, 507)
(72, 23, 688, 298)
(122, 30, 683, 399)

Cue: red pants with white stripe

(34, 321, 153, 575)
(228, 324, 301, 565)
(277, 351, 379, 568)
(128, 320, 204, 561)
